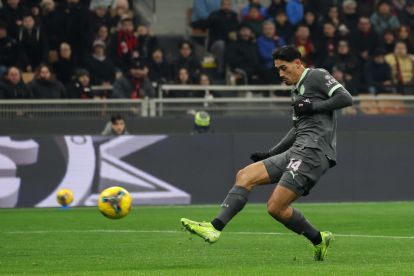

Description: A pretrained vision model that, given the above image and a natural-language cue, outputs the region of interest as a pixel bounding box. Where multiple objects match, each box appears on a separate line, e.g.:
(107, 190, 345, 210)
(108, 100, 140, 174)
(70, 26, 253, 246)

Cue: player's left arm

(312, 86, 353, 112)
(312, 70, 353, 112)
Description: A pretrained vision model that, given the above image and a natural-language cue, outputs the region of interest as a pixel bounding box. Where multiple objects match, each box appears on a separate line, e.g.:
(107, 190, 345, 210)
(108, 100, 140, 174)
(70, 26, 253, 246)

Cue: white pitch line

(4, 229, 414, 240)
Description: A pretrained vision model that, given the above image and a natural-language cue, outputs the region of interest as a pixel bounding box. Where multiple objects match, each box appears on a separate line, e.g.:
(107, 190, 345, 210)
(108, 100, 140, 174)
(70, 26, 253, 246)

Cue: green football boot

(313, 231, 334, 261)
(181, 218, 221, 243)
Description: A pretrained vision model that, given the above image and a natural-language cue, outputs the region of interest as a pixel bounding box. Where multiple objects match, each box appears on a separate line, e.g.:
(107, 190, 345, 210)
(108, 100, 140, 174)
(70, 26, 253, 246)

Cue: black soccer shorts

(263, 146, 330, 196)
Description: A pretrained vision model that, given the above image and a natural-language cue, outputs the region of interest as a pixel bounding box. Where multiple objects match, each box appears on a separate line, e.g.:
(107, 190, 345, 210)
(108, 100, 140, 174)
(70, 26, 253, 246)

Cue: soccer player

(181, 45, 353, 261)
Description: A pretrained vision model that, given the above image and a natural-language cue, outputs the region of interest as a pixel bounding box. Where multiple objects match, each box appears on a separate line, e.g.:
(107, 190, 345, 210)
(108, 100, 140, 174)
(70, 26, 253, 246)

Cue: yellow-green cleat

(313, 231, 334, 261)
(181, 218, 221, 243)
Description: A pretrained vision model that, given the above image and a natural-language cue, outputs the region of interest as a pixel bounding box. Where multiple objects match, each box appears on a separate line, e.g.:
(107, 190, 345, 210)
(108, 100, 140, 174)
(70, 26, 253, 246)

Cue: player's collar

(295, 68, 310, 89)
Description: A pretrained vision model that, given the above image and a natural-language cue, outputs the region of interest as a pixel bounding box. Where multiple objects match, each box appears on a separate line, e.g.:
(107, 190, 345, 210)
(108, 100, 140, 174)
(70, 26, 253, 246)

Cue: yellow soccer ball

(98, 186, 132, 219)
(56, 189, 74, 207)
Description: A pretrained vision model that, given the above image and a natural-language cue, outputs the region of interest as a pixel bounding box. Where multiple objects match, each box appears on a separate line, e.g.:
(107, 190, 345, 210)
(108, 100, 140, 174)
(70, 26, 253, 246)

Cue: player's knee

(267, 201, 289, 222)
(235, 168, 254, 190)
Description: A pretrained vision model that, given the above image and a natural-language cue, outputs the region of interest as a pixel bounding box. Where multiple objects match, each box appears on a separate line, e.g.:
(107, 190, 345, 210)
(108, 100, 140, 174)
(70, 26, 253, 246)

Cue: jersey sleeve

(311, 69, 345, 97)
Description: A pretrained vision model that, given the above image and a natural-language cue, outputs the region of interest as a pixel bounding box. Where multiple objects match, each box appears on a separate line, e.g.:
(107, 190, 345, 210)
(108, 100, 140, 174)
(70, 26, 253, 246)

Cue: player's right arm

(250, 128, 295, 162)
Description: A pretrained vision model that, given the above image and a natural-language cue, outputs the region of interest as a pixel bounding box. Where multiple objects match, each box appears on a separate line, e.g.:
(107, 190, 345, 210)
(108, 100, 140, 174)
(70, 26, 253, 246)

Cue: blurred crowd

(0, 0, 413, 100)
(191, 0, 414, 95)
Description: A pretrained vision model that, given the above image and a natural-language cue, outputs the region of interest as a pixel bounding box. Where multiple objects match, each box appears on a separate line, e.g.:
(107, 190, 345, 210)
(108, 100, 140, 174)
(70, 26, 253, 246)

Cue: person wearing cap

(191, 111, 211, 134)
(112, 58, 155, 98)
(85, 39, 116, 85)
(364, 48, 393, 95)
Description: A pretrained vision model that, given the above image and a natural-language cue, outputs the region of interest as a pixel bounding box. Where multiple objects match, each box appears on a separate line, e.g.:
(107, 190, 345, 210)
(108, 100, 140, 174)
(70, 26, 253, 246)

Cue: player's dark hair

(272, 45, 302, 62)
(111, 114, 125, 124)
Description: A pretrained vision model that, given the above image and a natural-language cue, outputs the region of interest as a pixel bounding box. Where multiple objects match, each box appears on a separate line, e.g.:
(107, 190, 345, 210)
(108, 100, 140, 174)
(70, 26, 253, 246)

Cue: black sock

(284, 208, 322, 245)
(211, 185, 250, 231)
(211, 218, 225, 231)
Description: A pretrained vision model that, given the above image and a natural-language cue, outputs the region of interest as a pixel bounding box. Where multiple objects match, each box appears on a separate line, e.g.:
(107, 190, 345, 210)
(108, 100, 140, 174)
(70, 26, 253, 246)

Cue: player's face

(274, 59, 302, 85)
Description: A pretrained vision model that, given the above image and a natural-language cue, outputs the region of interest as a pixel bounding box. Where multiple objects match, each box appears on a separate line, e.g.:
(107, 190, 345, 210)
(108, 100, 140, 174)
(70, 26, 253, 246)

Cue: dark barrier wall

(1, 115, 414, 135)
(1, 131, 413, 208)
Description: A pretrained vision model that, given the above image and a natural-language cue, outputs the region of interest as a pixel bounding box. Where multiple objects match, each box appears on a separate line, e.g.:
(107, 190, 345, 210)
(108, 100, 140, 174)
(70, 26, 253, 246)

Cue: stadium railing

(0, 85, 413, 119)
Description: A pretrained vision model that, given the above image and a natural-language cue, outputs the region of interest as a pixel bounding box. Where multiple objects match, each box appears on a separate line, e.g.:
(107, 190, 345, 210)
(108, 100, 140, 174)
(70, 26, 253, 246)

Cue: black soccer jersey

(290, 68, 352, 166)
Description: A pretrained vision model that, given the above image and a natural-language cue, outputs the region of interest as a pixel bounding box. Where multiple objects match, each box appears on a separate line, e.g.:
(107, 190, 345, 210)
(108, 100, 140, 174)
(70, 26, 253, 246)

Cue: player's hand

(250, 152, 270, 162)
(292, 99, 313, 115)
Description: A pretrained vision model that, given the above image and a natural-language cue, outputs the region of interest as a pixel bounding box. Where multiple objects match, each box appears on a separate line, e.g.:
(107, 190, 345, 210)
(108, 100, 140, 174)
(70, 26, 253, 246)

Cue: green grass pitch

(1, 202, 414, 275)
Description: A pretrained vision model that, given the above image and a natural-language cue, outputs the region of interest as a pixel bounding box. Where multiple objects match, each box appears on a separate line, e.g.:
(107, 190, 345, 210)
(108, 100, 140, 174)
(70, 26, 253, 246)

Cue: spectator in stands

(301, 10, 319, 42)
(341, 0, 358, 34)
(171, 40, 201, 82)
(90, 0, 111, 11)
(241, 0, 267, 19)
(385, 41, 414, 94)
(400, 1, 414, 33)
(94, 24, 110, 47)
(242, 4, 265, 37)
(0, 66, 32, 98)
(112, 58, 155, 98)
(331, 66, 356, 95)
(0, 21, 22, 75)
(108, 0, 133, 31)
(226, 25, 263, 84)
(137, 24, 158, 60)
(256, 20, 285, 83)
(108, 16, 138, 73)
(364, 48, 394, 95)
(199, 73, 211, 85)
(0, 0, 29, 39)
(274, 10, 293, 44)
(315, 21, 338, 67)
(206, 0, 239, 75)
(101, 114, 129, 136)
(89, 3, 110, 44)
(370, 1, 400, 35)
(266, 0, 285, 19)
(66, 68, 99, 99)
(18, 13, 48, 72)
(324, 6, 341, 29)
(292, 24, 315, 67)
(40, 0, 60, 52)
(58, 0, 90, 64)
(396, 25, 414, 54)
(285, 0, 303, 26)
(350, 16, 378, 62)
(28, 63, 66, 98)
(168, 67, 203, 98)
(381, 29, 396, 54)
(52, 42, 76, 85)
(84, 40, 116, 86)
(190, 0, 221, 29)
(148, 48, 169, 84)
(324, 39, 361, 90)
